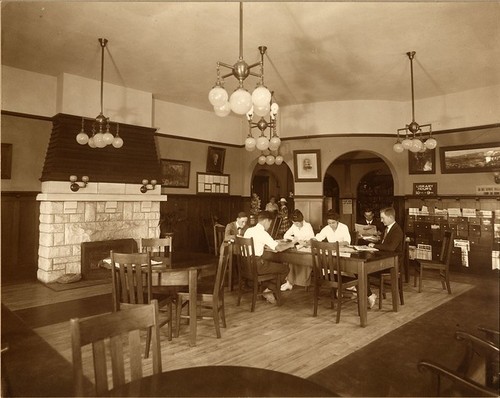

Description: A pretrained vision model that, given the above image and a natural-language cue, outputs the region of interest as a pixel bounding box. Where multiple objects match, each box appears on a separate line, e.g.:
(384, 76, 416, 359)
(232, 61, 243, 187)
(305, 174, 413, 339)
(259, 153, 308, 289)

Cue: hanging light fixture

(208, 2, 277, 118)
(76, 38, 123, 149)
(393, 51, 436, 153)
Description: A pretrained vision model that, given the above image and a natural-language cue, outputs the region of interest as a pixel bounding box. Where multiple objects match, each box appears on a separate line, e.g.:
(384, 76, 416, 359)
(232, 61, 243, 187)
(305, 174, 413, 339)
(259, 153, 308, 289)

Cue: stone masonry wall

(37, 200, 160, 283)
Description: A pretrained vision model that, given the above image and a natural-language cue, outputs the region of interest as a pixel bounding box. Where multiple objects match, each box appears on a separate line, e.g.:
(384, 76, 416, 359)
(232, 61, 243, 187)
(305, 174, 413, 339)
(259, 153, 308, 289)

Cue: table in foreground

(263, 248, 399, 327)
(106, 365, 337, 397)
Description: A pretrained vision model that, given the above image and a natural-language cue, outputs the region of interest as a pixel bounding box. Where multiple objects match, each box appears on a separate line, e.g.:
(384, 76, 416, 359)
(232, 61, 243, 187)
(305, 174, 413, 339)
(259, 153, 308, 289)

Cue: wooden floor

(2, 275, 474, 393)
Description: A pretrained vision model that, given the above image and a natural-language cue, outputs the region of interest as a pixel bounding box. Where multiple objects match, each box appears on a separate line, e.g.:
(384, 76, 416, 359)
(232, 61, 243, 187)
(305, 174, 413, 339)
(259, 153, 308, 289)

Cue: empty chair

(176, 241, 231, 339)
(414, 231, 454, 294)
(110, 251, 172, 355)
(70, 300, 162, 397)
(234, 236, 282, 312)
(213, 224, 226, 256)
(269, 216, 282, 239)
(311, 240, 360, 323)
(418, 330, 499, 397)
(140, 236, 173, 257)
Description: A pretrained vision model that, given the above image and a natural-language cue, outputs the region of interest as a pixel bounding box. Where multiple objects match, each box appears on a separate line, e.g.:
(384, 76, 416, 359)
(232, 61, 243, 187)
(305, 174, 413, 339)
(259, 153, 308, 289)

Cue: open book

(352, 245, 379, 252)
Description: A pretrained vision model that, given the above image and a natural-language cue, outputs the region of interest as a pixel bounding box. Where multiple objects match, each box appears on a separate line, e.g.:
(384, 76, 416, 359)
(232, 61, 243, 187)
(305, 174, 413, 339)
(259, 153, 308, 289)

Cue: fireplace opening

(81, 238, 138, 280)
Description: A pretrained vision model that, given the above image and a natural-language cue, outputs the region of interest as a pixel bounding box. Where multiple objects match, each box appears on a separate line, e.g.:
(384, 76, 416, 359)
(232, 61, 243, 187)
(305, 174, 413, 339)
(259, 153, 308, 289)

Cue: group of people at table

(224, 205, 404, 309)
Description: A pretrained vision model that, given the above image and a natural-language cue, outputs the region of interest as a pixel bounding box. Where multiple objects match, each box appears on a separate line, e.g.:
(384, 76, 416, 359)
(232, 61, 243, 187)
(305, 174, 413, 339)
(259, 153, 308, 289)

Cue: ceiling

(2, 1, 500, 112)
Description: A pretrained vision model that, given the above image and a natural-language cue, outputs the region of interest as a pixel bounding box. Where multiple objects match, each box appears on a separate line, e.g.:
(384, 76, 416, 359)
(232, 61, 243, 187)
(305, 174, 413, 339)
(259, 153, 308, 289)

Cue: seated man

(356, 208, 383, 245)
(243, 211, 295, 304)
(225, 211, 248, 241)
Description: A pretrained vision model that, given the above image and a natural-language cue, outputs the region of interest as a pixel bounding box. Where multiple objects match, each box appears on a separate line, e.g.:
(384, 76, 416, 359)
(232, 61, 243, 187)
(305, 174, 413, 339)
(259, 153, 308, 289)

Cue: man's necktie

(382, 227, 388, 243)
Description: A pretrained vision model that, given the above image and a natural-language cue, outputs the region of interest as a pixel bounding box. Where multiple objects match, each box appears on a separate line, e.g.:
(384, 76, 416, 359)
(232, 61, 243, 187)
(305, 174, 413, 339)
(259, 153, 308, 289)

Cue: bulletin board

(196, 172, 230, 195)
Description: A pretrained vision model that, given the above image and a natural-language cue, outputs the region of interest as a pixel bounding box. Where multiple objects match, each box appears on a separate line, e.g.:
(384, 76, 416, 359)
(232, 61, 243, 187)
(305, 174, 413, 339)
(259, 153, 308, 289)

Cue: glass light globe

(425, 137, 437, 150)
(208, 86, 228, 107)
(88, 136, 96, 148)
(269, 136, 281, 151)
(112, 136, 124, 148)
(419, 145, 427, 153)
(256, 136, 270, 151)
(410, 139, 423, 152)
(76, 132, 89, 145)
(245, 136, 256, 151)
(103, 132, 114, 145)
(270, 102, 279, 115)
(254, 104, 270, 117)
(258, 155, 266, 165)
(266, 155, 275, 165)
(252, 85, 271, 107)
(402, 138, 412, 150)
(214, 102, 231, 117)
(229, 88, 252, 115)
(93, 132, 105, 148)
(275, 155, 284, 165)
(393, 142, 404, 153)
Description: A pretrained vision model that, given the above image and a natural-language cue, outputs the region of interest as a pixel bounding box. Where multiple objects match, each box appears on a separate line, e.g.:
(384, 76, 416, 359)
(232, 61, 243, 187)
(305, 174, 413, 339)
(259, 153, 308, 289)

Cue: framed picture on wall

(408, 149, 436, 174)
(439, 142, 500, 173)
(293, 149, 321, 182)
(160, 159, 190, 188)
(1, 143, 13, 179)
(206, 146, 226, 174)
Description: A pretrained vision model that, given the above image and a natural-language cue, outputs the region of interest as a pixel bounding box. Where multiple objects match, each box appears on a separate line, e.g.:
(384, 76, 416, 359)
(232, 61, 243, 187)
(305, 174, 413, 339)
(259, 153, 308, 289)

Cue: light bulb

(229, 88, 252, 115)
(76, 132, 89, 145)
(252, 86, 271, 107)
(275, 155, 284, 165)
(258, 155, 266, 165)
(208, 86, 228, 107)
(265, 155, 275, 165)
(256, 136, 270, 151)
(402, 138, 412, 150)
(94, 132, 105, 148)
(393, 142, 404, 153)
(425, 137, 437, 150)
(410, 139, 423, 152)
(245, 136, 257, 151)
(103, 132, 114, 145)
(269, 136, 281, 151)
(214, 102, 231, 117)
(88, 137, 96, 148)
(112, 136, 124, 148)
(270, 102, 279, 115)
(254, 104, 270, 117)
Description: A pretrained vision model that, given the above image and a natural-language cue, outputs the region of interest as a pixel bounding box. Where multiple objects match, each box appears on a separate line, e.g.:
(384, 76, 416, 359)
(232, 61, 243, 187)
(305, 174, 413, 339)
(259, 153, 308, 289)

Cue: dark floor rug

(307, 273, 499, 397)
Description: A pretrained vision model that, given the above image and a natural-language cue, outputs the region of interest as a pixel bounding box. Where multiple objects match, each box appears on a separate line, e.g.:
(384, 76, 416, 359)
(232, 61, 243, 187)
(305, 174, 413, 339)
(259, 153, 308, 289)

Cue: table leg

(188, 269, 197, 347)
(357, 264, 367, 327)
(390, 257, 399, 313)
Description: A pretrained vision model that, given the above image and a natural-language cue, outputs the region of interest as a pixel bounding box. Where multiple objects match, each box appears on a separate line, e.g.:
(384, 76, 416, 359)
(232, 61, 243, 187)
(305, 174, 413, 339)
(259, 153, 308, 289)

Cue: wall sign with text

(413, 183, 438, 196)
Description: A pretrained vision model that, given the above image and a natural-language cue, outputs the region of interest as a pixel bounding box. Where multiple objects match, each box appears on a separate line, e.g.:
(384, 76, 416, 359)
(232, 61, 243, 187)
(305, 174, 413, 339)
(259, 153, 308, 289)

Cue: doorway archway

(251, 163, 294, 212)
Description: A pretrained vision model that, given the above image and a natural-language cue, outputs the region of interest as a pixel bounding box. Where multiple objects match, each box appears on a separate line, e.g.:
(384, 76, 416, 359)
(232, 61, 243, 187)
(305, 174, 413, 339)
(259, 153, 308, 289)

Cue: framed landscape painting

(161, 159, 190, 188)
(439, 142, 500, 173)
(293, 149, 322, 182)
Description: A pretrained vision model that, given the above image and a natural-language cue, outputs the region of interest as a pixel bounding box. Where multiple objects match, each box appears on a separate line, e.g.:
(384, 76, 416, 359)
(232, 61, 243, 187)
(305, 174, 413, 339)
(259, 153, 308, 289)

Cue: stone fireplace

(36, 182, 167, 283)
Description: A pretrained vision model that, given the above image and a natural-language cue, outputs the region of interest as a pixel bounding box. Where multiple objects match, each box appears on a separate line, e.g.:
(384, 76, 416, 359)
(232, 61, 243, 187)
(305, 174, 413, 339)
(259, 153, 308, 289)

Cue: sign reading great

(413, 182, 438, 196)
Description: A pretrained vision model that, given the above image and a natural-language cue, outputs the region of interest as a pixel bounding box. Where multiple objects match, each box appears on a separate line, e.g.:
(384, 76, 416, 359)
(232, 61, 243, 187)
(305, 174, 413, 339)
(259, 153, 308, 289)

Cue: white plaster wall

(1, 66, 57, 117)
(154, 99, 246, 146)
(58, 73, 153, 127)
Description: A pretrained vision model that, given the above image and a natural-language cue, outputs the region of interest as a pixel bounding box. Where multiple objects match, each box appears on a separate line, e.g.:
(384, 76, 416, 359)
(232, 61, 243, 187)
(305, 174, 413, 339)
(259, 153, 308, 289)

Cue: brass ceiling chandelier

(76, 38, 123, 149)
(393, 51, 436, 153)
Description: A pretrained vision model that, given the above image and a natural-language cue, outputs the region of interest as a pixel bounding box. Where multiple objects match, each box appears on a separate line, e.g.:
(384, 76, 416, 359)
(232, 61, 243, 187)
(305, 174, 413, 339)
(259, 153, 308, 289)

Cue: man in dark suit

(224, 211, 248, 241)
(369, 207, 404, 254)
(357, 208, 384, 234)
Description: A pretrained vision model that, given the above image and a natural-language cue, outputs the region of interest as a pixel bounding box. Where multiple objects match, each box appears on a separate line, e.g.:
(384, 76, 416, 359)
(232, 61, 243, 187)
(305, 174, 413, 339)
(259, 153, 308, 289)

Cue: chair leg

(175, 297, 183, 338)
(212, 305, 221, 338)
(313, 283, 319, 317)
(335, 289, 341, 324)
(418, 265, 423, 293)
(167, 302, 172, 341)
(227, 257, 233, 292)
(237, 277, 243, 306)
(220, 298, 227, 328)
(251, 281, 258, 312)
(413, 267, 417, 287)
(274, 276, 282, 306)
(444, 271, 452, 294)
(398, 275, 404, 305)
(379, 277, 383, 310)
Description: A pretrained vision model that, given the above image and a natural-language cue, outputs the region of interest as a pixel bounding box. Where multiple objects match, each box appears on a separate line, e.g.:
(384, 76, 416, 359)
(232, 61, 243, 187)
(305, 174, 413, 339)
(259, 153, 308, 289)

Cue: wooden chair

(110, 251, 172, 356)
(234, 236, 282, 312)
(175, 242, 231, 338)
(371, 239, 407, 309)
(269, 216, 282, 239)
(418, 330, 499, 397)
(311, 240, 360, 323)
(140, 236, 172, 256)
(70, 300, 162, 397)
(414, 231, 454, 294)
(213, 224, 226, 256)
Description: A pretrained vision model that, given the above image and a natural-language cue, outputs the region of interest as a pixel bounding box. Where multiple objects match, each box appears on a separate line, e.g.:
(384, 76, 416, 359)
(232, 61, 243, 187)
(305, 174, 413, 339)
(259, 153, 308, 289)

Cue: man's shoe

(263, 288, 276, 304)
(346, 286, 357, 291)
(280, 280, 293, 291)
(368, 293, 377, 309)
